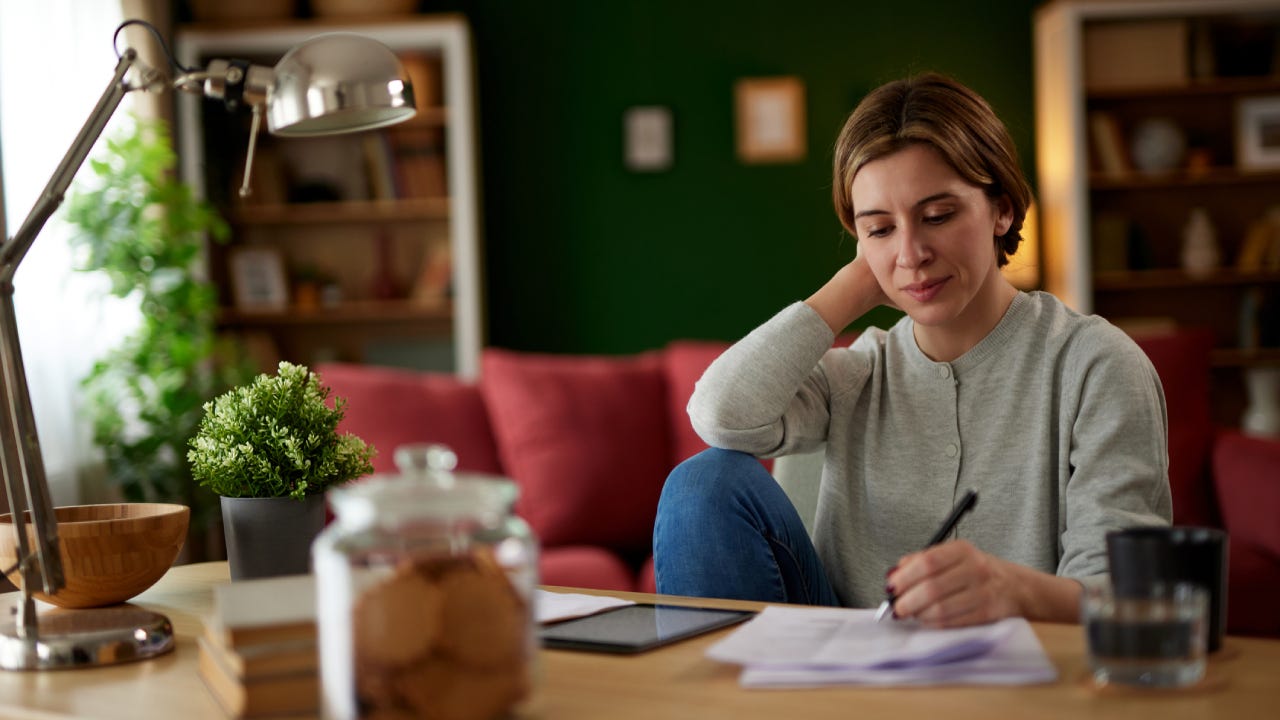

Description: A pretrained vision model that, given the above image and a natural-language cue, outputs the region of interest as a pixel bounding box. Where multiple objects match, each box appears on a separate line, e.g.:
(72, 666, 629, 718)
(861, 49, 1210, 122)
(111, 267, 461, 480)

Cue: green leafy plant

(189, 361, 375, 499)
(64, 117, 251, 527)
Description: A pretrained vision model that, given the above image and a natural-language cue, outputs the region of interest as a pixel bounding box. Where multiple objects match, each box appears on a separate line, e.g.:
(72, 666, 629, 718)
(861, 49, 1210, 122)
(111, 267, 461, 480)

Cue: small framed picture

(1236, 96, 1280, 171)
(229, 247, 289, 310)
(623, 106, 674, 172)
(735, 76, 807, 164)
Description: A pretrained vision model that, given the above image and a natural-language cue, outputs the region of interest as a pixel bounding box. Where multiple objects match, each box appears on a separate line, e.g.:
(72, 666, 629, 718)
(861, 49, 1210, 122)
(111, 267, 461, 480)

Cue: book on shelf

(1238, 211, 1280, 272)
(1092, 212, 1131, 273)
(389, 125, 448, 199)
(361, 131, 399, 202)
(1088, 111, 1132, 179)
(411, 242, 453, 307)
(399, 51, 442, 112)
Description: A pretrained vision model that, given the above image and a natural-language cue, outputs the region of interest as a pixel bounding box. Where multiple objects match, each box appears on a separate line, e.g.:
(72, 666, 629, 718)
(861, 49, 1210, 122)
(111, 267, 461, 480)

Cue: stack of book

(198, 574, 319, 719)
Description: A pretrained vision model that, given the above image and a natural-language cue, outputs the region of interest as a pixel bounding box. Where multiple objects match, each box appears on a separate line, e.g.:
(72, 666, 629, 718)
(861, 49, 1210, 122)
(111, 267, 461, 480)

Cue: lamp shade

(267, 33, 416, 136)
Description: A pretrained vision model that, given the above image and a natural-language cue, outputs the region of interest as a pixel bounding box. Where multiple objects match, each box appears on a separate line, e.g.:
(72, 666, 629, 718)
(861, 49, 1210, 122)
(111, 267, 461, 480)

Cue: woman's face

(850, 143, 1014, 344)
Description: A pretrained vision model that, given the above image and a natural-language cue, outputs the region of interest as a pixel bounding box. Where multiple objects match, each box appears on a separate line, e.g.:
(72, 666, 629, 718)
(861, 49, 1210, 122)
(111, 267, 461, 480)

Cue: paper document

(706, 606, 1057, 687)
(536, 589, 635, 624)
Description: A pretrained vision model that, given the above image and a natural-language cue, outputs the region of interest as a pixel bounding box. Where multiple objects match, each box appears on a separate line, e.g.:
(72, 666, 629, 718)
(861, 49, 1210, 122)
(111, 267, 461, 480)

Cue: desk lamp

(0, 19, 415, 670)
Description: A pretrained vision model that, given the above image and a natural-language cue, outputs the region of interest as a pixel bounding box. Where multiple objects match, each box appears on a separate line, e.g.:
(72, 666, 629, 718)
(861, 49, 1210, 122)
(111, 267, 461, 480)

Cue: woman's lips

(901, 276, 949, 303)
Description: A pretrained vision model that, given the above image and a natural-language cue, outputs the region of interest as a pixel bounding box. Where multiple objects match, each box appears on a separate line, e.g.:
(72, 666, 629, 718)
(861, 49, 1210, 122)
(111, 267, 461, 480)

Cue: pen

(874, 489, 979, 623)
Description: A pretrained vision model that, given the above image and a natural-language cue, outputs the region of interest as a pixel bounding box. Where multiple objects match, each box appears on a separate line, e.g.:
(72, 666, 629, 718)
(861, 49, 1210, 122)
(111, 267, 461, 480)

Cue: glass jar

(313, 444, 539, 720)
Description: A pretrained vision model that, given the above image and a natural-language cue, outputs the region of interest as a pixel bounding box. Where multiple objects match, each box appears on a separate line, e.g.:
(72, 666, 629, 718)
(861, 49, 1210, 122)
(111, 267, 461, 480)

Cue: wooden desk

(0, 562, 1277, 719)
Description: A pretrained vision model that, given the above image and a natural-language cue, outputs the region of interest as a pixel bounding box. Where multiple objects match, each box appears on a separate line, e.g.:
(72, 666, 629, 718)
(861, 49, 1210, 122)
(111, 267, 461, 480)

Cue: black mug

(1105, 526, 1229, 652)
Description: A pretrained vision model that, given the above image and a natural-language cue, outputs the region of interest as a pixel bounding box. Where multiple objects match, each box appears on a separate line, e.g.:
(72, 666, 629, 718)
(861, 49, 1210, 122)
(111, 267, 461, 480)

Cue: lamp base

(0, 603, 174, 670)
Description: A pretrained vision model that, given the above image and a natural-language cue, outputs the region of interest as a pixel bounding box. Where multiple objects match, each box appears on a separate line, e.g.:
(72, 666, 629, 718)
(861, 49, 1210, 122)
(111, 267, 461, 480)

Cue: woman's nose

(895, 226, 931, 268)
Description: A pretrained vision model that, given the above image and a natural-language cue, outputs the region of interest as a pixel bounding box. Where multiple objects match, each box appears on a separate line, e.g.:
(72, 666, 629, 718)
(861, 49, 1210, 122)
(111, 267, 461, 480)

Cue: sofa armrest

(1225, 538, 1280, 637)
(1213, 430, 1280, 557)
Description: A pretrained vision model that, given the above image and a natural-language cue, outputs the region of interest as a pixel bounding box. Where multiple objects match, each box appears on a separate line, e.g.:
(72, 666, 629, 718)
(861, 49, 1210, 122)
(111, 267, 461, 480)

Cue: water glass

(1083, 582, 1208, 688)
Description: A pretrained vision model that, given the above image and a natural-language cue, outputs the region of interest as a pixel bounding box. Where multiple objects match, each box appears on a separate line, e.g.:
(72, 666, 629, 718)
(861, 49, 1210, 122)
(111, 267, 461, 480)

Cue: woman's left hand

(884, 540, 1023, 627)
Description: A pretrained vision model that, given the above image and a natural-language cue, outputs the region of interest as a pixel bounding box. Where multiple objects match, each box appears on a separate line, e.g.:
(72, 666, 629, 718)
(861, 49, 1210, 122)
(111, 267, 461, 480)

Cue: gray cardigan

(688, 292, 1172, 608)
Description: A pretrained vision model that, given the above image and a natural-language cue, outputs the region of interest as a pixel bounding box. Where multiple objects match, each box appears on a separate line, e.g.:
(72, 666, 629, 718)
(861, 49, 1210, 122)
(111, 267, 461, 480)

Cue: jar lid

(329, 470, 518, 528)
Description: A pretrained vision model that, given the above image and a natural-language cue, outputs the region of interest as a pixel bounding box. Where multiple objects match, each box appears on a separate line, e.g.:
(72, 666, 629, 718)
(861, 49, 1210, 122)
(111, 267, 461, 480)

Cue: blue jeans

(653, 448, 841, 606)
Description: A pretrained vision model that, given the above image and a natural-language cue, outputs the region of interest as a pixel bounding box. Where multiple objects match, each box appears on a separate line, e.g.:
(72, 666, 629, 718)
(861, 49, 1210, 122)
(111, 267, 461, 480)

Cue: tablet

(539, 603, 755, 654)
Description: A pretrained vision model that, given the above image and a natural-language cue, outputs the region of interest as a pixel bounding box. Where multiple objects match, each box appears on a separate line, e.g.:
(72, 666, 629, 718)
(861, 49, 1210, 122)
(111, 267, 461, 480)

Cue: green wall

(441, 1, 1042, 354)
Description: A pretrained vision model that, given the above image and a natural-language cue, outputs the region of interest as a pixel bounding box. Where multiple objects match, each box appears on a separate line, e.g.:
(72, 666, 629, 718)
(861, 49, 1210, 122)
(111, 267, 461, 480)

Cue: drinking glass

(1083, 582, 1208, 688)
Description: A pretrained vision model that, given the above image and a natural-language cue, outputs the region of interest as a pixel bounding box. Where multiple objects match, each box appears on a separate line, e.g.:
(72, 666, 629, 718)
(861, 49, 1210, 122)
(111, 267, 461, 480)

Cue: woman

(653, 73, 1171, 627)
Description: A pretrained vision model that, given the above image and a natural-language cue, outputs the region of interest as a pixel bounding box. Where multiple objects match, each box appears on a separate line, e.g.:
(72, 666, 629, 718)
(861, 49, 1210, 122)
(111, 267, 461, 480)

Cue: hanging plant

(63, 116, 252, 537)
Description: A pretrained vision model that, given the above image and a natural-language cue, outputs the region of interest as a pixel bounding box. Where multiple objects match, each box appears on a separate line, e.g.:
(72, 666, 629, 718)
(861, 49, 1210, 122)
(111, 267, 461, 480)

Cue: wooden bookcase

(1035, 0, 1280, 425)
(175, 15, 484, 378)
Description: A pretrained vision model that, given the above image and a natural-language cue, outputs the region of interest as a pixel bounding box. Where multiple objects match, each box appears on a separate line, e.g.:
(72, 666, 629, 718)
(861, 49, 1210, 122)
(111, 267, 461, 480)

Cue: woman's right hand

(804, 245, 892, 334)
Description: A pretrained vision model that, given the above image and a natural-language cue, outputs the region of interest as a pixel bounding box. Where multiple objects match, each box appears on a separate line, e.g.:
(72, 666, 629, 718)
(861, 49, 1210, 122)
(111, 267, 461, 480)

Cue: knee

(659, 448, 766, 513)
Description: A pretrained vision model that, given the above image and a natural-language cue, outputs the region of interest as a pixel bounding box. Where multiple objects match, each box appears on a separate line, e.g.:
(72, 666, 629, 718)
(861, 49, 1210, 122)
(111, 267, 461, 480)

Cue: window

(0, 0, 134, 505)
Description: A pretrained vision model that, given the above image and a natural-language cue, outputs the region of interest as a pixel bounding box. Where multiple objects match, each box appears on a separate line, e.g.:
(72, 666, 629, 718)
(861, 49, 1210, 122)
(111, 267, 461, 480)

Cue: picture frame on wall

(734, 76, 807, 164)
(623, 106, 674, 172)
(229, 247, 289, 311)
(1236, 95, 1280, 171)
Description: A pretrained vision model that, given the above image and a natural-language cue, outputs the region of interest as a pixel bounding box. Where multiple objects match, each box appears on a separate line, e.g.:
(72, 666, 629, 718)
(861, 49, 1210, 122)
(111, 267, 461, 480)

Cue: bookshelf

(1035, 0, 1280, 425)
(175, 15, 483, 377)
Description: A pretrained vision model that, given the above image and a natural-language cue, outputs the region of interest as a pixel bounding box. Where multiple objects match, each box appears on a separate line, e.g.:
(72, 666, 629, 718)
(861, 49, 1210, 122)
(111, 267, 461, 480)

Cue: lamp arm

(0, 48, 142, 635)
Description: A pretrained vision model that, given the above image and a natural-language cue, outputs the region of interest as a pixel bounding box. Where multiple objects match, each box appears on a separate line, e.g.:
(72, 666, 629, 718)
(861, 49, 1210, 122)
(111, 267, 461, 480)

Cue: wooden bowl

(0, 503, 189, 608)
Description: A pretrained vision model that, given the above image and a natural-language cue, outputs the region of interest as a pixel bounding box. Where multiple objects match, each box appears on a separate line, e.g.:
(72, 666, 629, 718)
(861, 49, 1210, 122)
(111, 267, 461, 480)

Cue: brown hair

(831, 73, 1032, 267)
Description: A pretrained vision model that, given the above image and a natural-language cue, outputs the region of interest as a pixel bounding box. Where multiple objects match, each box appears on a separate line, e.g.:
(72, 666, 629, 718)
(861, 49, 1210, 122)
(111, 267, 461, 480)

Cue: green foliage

(64, 117, 251, 525)
(189, 362, 375, 500)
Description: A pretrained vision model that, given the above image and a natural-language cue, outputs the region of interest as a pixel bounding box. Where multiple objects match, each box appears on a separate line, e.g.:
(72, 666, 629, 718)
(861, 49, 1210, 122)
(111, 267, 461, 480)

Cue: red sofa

(317, 341, 729, 595)
(1131, 329, 1280, 638)
(317, 330, 1280, 637)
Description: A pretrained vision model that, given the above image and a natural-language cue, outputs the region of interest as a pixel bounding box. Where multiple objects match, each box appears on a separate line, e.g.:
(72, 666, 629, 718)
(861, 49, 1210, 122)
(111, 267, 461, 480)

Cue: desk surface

(0, 562, 1277, 719)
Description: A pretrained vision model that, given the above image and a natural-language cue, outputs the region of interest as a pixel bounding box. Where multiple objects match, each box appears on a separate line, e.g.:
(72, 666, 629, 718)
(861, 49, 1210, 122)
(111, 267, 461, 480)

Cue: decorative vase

(1131, 117, 1187, 175)
(221, 494, 327, 580)
(1242, 367, 1280, 438)
(1180, 207, 1220, 278)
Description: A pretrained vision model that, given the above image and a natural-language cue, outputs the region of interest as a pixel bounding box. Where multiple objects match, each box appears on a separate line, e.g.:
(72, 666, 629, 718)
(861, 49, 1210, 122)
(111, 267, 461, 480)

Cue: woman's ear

(994, 195, 1014, 237)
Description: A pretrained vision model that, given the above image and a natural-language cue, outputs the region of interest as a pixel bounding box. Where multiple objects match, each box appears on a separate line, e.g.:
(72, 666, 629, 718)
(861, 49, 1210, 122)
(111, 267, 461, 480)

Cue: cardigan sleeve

(1057, 322, 1173, 579)
(687, 302, 844, 458)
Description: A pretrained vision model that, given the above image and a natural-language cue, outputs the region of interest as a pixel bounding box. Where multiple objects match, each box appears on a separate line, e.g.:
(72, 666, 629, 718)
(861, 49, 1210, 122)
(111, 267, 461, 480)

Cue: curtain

(0, 0, 135, 509)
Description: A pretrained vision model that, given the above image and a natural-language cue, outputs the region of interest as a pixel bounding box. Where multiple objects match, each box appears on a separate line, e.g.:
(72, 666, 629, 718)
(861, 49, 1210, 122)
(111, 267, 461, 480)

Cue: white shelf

(175, 16, 484, 378)
(1034, 0, 1280, 314)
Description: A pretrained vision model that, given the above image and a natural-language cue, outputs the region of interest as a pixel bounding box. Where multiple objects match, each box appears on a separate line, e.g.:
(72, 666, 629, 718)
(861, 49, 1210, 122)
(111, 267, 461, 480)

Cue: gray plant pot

(221, 494, 326, 581)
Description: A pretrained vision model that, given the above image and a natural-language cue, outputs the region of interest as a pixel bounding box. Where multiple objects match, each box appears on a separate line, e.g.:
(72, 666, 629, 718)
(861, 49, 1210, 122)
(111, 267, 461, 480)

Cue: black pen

(874, 489, 979, 623)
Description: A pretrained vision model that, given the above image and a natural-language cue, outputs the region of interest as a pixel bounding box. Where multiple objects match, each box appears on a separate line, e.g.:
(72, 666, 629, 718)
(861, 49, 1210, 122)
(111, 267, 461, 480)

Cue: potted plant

(189, 361, 375, 579)
(64, 117, 253, 558)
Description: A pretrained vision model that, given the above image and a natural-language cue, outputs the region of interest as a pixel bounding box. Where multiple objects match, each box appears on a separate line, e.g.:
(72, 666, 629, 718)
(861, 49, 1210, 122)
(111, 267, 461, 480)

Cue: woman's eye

(863, 225, 892, 238)
(923, 212, 953, 225)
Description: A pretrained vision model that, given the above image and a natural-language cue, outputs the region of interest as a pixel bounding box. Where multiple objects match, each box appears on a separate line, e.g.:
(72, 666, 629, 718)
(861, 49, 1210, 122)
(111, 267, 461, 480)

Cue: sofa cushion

(1214, 430, 1280, 555)
(541, 546, 637, 592)
(480, 348, 671, 552)
(1132, 328, 1217, 527)
(316, 363, 503, 476)
(663, 340, 731, 466)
